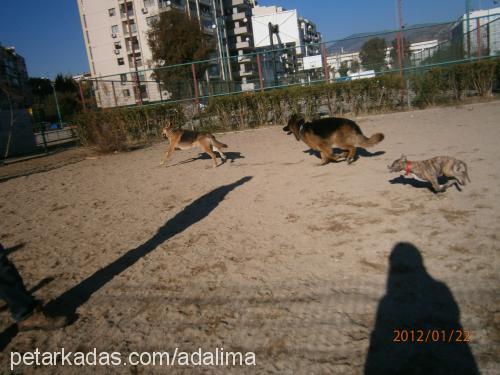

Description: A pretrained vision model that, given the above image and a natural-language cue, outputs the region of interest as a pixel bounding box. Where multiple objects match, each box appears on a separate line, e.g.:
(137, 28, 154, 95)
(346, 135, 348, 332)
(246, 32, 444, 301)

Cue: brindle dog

(388, 155, 470, 193)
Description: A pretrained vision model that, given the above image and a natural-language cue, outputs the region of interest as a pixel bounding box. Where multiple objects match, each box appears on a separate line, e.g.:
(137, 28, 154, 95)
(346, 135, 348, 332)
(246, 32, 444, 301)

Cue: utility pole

(466, 0, 472, 57)
(396, 0, 404, 75)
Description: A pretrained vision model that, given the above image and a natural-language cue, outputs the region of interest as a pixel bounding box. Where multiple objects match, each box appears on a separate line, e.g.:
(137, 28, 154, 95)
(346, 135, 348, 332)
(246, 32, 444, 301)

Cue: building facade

(251, 5, 322, 86)
(0, 44, 32, 108)
(77, 0, 257, 107)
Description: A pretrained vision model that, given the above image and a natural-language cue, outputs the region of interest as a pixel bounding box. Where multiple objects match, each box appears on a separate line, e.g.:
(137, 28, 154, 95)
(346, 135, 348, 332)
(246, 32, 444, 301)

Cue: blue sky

(0, 0, 497, 78)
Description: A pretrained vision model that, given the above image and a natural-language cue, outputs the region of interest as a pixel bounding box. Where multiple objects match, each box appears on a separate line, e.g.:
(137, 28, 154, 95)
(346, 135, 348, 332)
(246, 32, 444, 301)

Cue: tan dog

(283, 114, 384, 165)
(160, 121, 227, 168)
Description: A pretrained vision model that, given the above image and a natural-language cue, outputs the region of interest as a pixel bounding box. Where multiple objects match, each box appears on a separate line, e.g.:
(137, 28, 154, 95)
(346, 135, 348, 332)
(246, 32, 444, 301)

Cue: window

(120, 74, 127, 83)
(143, 0, 155, 7)
(117, 57, 125, 65)
(111, 25, 119, 34)
(146, 15, 159, 26)
(108, 8, 116, 16)
(114, 42, 122, 49)
(123, 89, 131, 97)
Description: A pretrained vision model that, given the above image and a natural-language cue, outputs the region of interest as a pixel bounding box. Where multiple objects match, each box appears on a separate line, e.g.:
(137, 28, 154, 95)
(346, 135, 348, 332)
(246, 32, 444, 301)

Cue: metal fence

(77, 13, 500, 111)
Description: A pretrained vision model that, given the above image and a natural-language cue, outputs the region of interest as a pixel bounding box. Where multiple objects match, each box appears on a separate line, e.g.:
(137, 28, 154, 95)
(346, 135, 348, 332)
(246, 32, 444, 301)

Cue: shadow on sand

(178, 151, 244, 165)
(389, 176, 461, 193)
(0, 176, 252, 350)
(304, 147, 385, 162)
(364, 242, 479, 375)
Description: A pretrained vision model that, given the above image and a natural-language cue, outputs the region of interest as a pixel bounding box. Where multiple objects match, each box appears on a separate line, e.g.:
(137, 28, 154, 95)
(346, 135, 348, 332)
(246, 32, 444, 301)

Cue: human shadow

(303, 147, 385, 161)
(173, 152, 245, 167)
(0, 276, 55, 350)
(389, 176, 461, 193)
(364, 242, 479, 375)
(43, 176, 251, 321)
(3, 243, 25, 256)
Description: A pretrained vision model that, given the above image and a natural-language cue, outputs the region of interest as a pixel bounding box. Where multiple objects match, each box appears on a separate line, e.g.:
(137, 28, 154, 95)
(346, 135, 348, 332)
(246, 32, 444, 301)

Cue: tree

(390, 37, 411, 68)
(338, 62, 349, 77)
(350, 60, 360, 73)
(54, 74, 78, 93)
(147, 10, 215, 98)
(360, 37, 387, 72)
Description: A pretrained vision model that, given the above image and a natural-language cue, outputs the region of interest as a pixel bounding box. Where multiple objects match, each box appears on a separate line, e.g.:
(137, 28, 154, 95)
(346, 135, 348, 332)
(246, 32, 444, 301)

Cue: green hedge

(410, 59, 499, 107)
(73, 59, 499, 152)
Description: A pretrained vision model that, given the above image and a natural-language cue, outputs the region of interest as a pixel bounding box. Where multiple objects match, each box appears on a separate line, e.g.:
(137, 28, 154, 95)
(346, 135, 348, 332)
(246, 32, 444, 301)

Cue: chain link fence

(77, 13, 499, 111)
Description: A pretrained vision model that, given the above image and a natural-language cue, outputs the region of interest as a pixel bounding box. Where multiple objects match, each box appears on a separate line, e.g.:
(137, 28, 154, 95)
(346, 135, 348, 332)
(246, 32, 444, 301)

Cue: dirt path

(1, 102, 499, 374)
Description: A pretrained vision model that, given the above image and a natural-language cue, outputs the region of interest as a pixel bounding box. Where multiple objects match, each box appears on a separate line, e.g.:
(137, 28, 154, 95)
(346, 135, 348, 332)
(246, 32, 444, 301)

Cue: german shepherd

(283, 114, 384, 165)
(388, 154, 471, 192)
(160, 121, 228, 168)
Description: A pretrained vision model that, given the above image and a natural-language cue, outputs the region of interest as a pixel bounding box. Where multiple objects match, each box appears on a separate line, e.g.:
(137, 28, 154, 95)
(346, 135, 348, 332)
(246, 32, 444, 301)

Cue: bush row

(74, 59, 499, 152)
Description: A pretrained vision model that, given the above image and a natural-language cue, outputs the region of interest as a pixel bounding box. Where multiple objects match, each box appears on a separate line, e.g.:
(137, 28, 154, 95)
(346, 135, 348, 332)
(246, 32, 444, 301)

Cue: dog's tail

(210, 135, 228, 149)
(358, 132, 385, 148)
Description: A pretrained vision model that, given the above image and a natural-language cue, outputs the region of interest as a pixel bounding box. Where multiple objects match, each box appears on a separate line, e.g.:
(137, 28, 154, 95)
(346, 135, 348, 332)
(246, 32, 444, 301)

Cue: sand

(0, 101, 499, 374)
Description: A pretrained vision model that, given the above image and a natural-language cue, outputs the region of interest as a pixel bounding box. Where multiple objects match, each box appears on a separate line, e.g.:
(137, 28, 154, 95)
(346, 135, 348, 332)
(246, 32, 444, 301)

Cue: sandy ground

(0, 102, 499, 374)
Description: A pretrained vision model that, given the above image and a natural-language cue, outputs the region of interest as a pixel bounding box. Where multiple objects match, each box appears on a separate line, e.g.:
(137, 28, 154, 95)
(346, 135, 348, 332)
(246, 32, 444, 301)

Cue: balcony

(120, 10, 134, 19)
(228, 25, 249, 36)
(158, 0, 184, 11)
(237, 55, 251, 63)
(233, 69, 254, 79)
(227, 11, 246, 21)
(235, 40, 251, 49)
(202, 26, 215, 34)
(224, 0, 252, 7)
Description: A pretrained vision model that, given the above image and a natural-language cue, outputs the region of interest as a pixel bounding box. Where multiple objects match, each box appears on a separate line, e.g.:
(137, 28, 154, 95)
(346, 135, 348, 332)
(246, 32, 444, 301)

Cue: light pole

(42, 77, 64, 129)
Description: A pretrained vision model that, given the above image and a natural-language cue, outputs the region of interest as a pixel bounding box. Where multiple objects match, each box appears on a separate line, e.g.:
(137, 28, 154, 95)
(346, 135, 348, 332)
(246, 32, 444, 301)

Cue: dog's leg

(429, 176, 446, 193)
(213, 145, 226, 162)
(318, 145, 340, 165)
(443, 179, 460, 191)
(200, 141, 219, 168)
(338, 144, 357, 164)
(160, 145, 175, 166)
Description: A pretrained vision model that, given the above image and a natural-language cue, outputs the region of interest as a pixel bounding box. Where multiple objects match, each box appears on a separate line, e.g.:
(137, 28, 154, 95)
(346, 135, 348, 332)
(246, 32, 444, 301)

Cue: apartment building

(452, 6, 500, 57)
(0, 44, 31, 107)
(77, 0, 256, 107)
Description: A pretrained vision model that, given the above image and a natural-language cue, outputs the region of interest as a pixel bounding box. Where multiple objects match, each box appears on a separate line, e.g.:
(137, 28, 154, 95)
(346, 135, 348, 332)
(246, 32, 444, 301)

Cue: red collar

(405, 160, 412, 176)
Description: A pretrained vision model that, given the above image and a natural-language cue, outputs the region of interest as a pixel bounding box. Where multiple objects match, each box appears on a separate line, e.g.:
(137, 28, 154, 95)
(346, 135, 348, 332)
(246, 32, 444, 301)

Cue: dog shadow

(389, 175, 462, 193)
(304, 147, 385, 161)
(172, 152, 245, 167)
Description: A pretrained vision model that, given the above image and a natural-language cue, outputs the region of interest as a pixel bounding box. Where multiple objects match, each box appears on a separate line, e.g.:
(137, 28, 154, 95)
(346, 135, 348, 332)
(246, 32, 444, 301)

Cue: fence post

(191, 63, 200, 129)
(321, 44, 330, 83)
(158, 82, 163, 101)
(256, 53, 264, 92)
(111, 81, 118, 107)
(77, 81, 86, 111)
(40, 125, 48, 155)
(476, 17, 481, 59)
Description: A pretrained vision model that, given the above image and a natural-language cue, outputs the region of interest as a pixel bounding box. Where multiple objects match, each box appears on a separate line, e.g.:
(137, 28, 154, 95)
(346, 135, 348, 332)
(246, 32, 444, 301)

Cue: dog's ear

(163, 119, 172, 129)
(297, 118, 305, 127)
